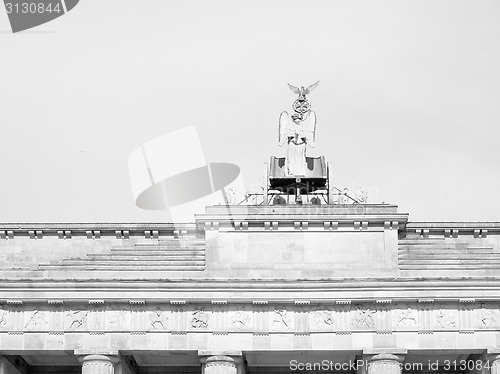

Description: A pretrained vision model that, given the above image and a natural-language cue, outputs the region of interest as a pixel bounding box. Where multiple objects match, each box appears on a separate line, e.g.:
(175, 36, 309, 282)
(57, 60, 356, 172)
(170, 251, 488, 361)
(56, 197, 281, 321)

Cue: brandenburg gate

(1, 84, 500, 374)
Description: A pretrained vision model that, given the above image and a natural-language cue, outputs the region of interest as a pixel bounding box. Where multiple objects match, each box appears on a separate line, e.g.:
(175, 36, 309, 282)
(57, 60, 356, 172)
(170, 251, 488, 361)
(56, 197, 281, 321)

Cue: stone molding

(78, 355, 120, 365)
(199, 355, 243, 366)
(406, 222, 500, 238)
(1, 219, 499, 238)
(367, 353, 406, 362)
(0, 223, 197, 240)
(0, 301, 499, 334)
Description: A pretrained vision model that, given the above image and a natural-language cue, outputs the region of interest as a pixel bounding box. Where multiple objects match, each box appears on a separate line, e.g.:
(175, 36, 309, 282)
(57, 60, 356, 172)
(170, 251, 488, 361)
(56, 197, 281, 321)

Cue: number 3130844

(5, 2, 62, 14)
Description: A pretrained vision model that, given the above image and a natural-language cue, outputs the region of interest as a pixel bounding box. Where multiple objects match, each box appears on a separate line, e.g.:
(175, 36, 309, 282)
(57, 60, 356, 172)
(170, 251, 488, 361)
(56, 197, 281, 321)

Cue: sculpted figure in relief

(67, 308, 89, 329)
(25, 309, 47, 329)
(313, 307, 334, 328)
(231, 307, 249, 329)
(108, 304, 127, 329)
(272, 308, 290, 329)
(436, 307, 456, 328)
(354, 305, 375, 328)
(191, 308, 209, 329)
(0, 305, 7, 327)
(480, 303, 497, 327)
(338, 189, 351, 204)
(150, 306, 169, 329)
(397, 306, 417, 327)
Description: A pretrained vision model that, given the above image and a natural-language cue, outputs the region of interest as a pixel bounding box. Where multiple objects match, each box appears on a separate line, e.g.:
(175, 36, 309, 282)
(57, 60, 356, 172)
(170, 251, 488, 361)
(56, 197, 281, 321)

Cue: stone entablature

(1, 300, 500, 353)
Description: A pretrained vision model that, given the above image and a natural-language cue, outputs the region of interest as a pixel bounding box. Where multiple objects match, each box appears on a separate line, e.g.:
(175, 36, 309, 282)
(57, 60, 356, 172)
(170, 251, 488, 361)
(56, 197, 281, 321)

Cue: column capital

(485, 350, 500, 367)
(363, 349, 407, 361)
(200, 356, 240, 366)
(367, 353, 405, 363)
(199, 351, 243, 364)
(76, 352, 120, 374)
(363, 350, 406, 374)
(199, 352, 244, 374)
(363, 349, 407, 356)
(75, 352, 120, 365)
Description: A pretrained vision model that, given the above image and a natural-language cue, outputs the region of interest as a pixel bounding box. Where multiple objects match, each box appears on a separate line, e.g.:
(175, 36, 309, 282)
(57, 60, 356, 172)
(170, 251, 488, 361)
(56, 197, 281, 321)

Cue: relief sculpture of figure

(0, 305, 7, 327)
(279, 82, 318, 176)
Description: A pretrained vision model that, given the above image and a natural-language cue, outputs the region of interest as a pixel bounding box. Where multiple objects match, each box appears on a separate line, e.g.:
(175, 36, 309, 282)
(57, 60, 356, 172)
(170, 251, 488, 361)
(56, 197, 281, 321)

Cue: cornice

(2, 278, 500, 303)
(404, 222, 500, 237)
(407, 222, 500, 228)
(0, 223, 199, 239)
(1, 277, 500, 288)
(2, 220, 500, 238)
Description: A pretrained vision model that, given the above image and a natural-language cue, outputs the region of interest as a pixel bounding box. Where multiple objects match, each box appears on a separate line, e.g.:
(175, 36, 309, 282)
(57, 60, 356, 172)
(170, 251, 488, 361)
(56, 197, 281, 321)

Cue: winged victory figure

(279, 81, 318, 176)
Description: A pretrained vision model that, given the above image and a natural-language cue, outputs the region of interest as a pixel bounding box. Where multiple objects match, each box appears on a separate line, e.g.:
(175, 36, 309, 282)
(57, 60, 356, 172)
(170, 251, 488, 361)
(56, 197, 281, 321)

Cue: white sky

(0, 0, 499, 223)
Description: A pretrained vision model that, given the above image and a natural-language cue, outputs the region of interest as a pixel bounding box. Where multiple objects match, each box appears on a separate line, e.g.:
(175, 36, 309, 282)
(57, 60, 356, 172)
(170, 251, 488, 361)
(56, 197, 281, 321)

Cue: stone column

(199, 352, 244, 374)
(77, 354, 120, 374)
(365, 353, 405, 374)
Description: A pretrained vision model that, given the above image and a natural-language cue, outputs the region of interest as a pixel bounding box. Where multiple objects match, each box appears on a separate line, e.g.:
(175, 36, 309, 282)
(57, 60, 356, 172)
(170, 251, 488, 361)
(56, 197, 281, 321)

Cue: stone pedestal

(366, 353, 405, 374)
(79, 355, 120, 374)
(197, 204, 408, 278)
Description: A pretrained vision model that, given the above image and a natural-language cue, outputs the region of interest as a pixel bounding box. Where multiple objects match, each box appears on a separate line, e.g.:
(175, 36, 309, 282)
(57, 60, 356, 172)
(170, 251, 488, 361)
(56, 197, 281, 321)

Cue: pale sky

(0, 0, 499, 223)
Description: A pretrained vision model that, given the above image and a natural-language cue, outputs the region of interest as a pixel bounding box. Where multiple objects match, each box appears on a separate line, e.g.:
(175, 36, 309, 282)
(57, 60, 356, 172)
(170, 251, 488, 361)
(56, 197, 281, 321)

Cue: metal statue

(279, 81, 319, 176)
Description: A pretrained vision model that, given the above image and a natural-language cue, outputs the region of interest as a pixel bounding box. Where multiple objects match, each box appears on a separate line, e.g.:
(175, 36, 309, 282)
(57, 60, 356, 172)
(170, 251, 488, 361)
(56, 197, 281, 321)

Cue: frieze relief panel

(107, 303, 130, 330)
(0, 305, 8, 329)
(271, 306, 292, 331)
(394, 303, 418, 330)
(311, 305, 334, 331)
(190, 307, 209, 329)
(24, 308, 49, 330)
(66, 307, 89, 330)
(434, 303, 458, 329)
(148, 305, 169, 330)
(476, 302, 500, 329)
(229, 306, 251, 331)
(352, 304, 376, 329)
(0, 301, 498, 334)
